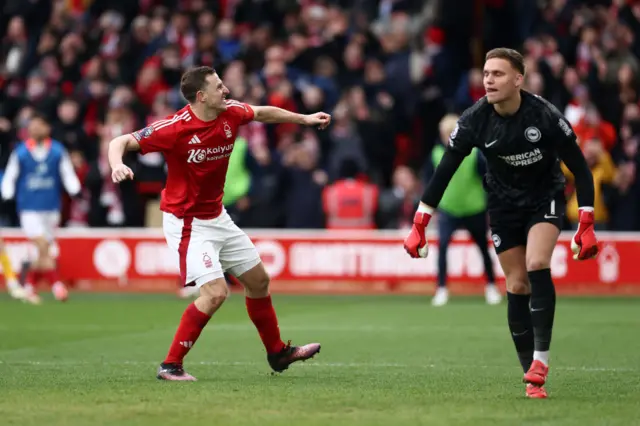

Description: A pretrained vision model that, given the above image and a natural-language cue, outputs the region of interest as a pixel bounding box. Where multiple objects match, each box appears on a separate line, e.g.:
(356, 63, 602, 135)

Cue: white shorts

(163, 210, 261, 287)
(20, 211, 60, 241)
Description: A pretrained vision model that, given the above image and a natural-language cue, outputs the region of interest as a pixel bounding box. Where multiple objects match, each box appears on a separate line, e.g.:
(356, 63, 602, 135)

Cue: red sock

(163, 303, 212, 365)
(43, 269, 59, 286)
(246, 295, 286, 354)
(26, 270, 41, 287)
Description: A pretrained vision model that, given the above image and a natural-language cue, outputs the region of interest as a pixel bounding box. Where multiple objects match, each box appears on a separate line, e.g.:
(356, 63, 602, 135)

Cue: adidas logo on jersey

(188, 135, 202, 144)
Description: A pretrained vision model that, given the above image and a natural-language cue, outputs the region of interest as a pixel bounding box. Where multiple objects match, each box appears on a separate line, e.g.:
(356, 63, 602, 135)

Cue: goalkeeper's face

(483, 58, 523, 105)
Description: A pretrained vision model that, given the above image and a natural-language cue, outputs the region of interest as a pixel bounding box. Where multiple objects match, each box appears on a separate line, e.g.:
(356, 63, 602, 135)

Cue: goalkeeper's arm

(404, 149, 464, 258)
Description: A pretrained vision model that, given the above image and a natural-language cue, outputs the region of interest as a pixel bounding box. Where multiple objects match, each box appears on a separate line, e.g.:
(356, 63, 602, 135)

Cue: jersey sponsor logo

(25, 160, 55, 190)
(186, 144, 235, 163)
(188, 135, 202, 144)
(498, 148, 543, 166)
(223, 121, 233, 139)
(485, 139, 499, 148)
(25, 175, 55, 190)
(558, 118, 573, 137)
(524, 126, 541, 143)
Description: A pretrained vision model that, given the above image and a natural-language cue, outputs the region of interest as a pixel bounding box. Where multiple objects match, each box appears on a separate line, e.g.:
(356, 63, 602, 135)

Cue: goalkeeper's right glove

(403, 208, 432, 258)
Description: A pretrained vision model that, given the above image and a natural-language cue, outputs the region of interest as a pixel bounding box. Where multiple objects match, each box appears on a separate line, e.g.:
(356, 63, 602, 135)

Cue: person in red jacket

(574, 105, 617, 151)
(322, 159, 379, 230)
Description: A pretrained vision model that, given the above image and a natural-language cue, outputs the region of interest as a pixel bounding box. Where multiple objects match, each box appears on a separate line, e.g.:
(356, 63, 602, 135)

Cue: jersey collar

(26, 138, 52, 151)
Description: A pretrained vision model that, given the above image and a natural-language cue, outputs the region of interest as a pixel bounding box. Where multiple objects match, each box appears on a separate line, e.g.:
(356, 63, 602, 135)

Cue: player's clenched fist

(304, 112, 332, 130)
(404, 209, 433, 258)
(571, 208, 599, 260)
(111, 164, 134, 183)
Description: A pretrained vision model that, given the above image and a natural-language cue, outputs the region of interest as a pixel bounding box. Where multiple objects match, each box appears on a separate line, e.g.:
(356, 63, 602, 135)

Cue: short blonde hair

(439, 114, 459, 141)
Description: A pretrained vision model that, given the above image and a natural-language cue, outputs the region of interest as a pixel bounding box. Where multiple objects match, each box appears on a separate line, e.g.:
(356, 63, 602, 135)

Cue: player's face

(483, 58, 523, 104)
(202, 73, 230, 112)
(27, 118, 50, 141)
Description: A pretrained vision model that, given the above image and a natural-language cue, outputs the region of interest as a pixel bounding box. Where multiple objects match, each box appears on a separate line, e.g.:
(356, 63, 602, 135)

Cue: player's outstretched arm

(108, 134, 139, 183)
(557, 136, 598, 260)
(404, 150, 465, 258)
(250, 106, 331, 129)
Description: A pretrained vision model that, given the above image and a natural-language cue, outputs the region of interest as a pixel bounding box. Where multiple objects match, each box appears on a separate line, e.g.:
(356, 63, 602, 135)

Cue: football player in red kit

(109, 66, 330, 381)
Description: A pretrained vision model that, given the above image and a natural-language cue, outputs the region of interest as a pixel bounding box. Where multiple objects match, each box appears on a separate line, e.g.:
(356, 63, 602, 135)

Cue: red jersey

(132, 100, 254, 219)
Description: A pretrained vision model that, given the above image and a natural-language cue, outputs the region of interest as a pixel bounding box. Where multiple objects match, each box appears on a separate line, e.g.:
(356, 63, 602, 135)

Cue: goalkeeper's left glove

(571, 208, 599, 260)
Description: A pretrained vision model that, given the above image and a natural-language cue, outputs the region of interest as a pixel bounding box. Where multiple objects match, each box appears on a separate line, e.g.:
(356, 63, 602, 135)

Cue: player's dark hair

(485, 48, 525, 75)
(29, 112, 50, 125)
(180, 66, 217, 103)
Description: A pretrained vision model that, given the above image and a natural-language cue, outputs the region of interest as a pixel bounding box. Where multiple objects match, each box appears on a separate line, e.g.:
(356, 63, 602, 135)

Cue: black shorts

(487, 191, 566, 254)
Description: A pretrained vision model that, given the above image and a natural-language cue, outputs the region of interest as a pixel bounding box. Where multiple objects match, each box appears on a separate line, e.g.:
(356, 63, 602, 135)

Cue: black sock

(20, 261, 31, 285)
(528, 268, 556, 353)
(507, 292, 534, 372)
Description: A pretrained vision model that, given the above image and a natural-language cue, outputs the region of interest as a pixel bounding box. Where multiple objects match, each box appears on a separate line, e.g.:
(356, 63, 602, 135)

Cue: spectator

(562, 138, 618, 230)
(377, 165, 421, 230)
(322, 158, 378, 230)
(0, 1, 638, 231)
(52, 98, 92, 159)
(574, 105, 617, 151)
(454, 68, 484, 112)
(283, 132, 327, 229)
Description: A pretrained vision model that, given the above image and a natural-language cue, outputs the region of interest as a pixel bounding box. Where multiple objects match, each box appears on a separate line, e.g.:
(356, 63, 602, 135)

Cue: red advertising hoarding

(1, 229, 638, 294)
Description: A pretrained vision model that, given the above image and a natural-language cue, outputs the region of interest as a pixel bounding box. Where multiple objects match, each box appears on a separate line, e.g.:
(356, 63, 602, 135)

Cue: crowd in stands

(1, 0, 639, 231)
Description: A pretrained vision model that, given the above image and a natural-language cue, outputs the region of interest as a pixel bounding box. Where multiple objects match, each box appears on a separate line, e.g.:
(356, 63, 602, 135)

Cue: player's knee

(33, 238, 49, 257)
(506, 278, 530, 295)
(198, 281, 229, 309)
(525, 256, 550, 272)
(245, 274, 270, 297)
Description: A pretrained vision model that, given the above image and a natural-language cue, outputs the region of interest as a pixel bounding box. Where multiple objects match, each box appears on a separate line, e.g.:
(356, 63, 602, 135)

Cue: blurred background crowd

(1, 0, 639, 231)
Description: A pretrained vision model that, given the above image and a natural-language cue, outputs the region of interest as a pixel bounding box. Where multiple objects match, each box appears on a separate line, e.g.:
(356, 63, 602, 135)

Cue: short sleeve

(132, 119, 178, 154)
(447, 115, 475, 157)
(224, 100, 254, 125)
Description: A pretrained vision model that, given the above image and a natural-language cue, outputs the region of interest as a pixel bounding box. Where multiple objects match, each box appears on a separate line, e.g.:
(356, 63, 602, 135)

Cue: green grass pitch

(1, 293, 639, 426)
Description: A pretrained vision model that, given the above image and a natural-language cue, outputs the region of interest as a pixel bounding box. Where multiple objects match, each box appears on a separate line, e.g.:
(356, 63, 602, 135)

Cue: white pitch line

(0, 360, 635, 373)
